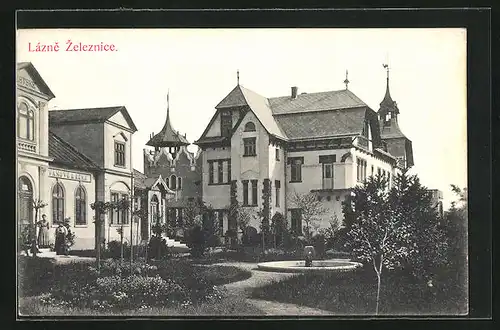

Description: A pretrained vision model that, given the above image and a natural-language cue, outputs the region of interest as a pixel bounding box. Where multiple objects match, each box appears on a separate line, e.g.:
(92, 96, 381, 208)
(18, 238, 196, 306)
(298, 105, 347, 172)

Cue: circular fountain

(257, 259, 362, 274)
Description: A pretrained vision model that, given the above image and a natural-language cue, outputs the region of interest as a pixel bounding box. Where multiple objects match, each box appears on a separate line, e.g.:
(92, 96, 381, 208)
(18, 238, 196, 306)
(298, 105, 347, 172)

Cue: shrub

(312, 234, 326, 258)
(241, 226, 259, 247)
(147, 236, 169, 260)
(187, 225, 206, 258)
(106, 240, 131, 259)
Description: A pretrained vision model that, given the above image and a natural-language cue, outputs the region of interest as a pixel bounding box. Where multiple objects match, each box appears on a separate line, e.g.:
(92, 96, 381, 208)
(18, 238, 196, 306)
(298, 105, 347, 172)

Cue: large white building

(195, 70, 413, 235)
(17, 62, 139, 250)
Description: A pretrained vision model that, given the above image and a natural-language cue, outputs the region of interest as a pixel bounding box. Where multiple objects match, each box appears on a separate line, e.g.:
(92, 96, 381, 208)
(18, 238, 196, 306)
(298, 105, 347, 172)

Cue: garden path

(208, 262, 333, 316)
(35, 249, 95, 264)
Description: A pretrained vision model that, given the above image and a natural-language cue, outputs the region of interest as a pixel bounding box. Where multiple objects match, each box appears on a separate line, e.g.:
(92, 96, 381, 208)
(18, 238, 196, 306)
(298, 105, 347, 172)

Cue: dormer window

(221, 110, 232, 137)
(244, 122, 256, 132)
(18, 102, 34, 141)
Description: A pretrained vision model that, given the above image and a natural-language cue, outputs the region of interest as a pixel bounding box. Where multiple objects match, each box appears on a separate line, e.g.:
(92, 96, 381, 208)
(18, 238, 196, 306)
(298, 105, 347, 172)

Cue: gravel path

(208, 262, 333, 316)
(36, 250, 95, 264)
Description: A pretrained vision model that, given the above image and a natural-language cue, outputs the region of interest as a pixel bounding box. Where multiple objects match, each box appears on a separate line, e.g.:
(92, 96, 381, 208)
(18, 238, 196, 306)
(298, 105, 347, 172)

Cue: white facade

(17, 62, 139, 251)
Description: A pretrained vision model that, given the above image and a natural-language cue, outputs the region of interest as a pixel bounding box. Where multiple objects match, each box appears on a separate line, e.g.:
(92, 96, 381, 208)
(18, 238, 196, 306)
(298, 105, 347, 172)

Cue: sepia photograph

(16, 26, 468, 317)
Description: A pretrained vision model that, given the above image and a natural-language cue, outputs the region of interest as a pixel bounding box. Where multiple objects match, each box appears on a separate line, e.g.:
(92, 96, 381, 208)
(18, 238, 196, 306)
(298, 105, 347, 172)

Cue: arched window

(18, 103, 35, 141)
(170, 174, 177, 190)
(177, 177, 182, 190)
(244, 122, 256, 132)
(75, 186, 86, 225)
(52, 183, 65, 224)
(18, 176, 33, 232)
(150, 194, 159, 222)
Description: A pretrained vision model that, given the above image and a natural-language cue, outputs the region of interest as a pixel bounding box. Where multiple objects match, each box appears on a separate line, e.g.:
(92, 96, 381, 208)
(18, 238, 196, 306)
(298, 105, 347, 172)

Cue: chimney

(291, 86, 298, 99)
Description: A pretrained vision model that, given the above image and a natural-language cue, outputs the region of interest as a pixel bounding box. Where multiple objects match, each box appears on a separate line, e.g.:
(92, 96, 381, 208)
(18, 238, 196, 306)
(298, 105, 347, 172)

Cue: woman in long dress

(37, 214, 50, 248)
(54, 223, 68, 255)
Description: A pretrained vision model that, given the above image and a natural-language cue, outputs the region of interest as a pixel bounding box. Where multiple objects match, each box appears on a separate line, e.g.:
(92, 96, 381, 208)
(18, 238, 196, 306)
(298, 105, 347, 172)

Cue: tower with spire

(142, 91, 203, 231)
(377, 64, 414, 169)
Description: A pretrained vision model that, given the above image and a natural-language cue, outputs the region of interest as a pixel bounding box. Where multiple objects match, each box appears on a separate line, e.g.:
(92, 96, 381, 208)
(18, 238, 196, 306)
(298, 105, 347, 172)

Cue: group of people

(36, 214, 70, 255)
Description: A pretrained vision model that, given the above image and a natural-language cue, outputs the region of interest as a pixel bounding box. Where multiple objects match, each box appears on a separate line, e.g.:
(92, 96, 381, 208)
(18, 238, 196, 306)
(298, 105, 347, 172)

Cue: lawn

(19, 294, 264, 316)
(18, 256, 258, 316)
(250, 267, 468, 315)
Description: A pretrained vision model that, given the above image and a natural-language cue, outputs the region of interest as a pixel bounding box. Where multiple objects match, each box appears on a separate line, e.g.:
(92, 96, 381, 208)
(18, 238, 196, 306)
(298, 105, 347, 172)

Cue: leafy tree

(444, 185, 468, 293)
(343, 175, 412, 315)
(288, 192, 327, 243)
(389, 173, 447, 281)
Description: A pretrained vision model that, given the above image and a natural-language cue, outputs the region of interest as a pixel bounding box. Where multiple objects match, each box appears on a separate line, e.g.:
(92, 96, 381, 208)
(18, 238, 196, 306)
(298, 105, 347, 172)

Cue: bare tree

(288, 192, 327, 243)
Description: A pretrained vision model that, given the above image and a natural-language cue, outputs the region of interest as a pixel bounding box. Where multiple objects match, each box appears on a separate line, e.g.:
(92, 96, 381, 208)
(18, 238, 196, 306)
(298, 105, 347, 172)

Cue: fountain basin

(257, 259, 362, 274)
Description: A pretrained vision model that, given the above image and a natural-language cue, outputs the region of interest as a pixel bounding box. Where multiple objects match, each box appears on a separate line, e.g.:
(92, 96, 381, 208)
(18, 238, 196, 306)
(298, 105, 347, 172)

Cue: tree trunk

(120, 224, 124, 263)
(95, 212, 101, 273)
(32, 207, 38, 257)
(376, 271, 381, 315)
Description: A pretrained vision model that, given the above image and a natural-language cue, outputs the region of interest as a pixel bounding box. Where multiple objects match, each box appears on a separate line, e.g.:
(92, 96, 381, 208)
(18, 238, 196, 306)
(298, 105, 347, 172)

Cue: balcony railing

(322, 178, 334, 190)
(18, 141, 36, 153)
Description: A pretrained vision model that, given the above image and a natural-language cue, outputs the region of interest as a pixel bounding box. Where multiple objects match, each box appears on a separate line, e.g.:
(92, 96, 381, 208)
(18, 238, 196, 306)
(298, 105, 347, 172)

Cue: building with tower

(138, 92, 203, 242)
(194, 66, 414, 236)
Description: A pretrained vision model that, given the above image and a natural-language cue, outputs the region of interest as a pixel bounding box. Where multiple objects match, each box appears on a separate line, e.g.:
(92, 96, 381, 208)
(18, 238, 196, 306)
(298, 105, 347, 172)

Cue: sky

(16, 28, 467, 210)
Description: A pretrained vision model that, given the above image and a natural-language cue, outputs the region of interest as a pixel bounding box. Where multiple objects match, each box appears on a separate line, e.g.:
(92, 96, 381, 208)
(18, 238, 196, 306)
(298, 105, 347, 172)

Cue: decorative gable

(17, 62, 55, 99)
(109, 111, 131, 129)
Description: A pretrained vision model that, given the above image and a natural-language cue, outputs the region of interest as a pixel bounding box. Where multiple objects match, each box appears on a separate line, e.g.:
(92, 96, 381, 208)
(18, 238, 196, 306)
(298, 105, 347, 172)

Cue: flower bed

(18, 256, 251, 312)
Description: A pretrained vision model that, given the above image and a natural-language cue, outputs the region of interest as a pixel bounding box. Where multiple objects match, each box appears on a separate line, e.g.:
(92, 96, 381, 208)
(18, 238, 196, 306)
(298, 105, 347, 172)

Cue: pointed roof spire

(146, 90, 190, 148)
(379, 63, 399, 114)
(344, 69, 350, 90)
(237, 69, 240, 85)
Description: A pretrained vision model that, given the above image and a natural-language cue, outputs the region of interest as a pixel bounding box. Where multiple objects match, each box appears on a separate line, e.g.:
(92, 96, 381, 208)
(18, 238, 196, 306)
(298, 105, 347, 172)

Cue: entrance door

(18, 177, 33, 251)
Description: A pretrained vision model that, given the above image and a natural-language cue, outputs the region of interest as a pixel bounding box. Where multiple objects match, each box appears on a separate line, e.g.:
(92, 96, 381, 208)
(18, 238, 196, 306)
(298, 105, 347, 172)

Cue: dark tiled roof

(209, 85, 287, 140)
(274, 107, 367, 140)
(216, 85, 247, 109)
(269, 89, 367, 115)
(48, 131, 99, 170)
(195, 136, 227, 144)
(133, 169, 147, 180)
(49, 106, 138, 132)
(380, 121, 407, 139)
(146, 107, 189, 147)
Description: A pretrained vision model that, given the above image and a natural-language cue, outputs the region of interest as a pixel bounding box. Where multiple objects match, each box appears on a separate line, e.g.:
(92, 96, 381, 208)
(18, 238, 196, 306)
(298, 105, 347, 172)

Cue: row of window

(110, 192, 130, 225)
(51, 182, 131, 226)
(208, 159, 231, 185)
(241, 180, 281, 208)
(357, 158, 392, 186)
(166, 175, 182, 190)
(52, 183, 87, 226)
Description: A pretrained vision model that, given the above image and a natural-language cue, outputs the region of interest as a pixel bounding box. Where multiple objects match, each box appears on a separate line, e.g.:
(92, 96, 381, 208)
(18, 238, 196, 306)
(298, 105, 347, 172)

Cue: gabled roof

(238, 85, 288, 139)
(49, 106, 138, 132)
(269, 89, 367, 115)
(48, 131, 99, 170)
(274, 106, 368, 140)
(216, 85, 247, 109)
(17, 62, 55, 99)
(134, 173, 175, 194)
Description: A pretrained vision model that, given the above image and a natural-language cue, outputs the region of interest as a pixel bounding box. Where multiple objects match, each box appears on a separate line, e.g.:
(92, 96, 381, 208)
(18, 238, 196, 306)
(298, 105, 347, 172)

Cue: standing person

(37, 214, 50, 248)
(55, 222, 68, 255)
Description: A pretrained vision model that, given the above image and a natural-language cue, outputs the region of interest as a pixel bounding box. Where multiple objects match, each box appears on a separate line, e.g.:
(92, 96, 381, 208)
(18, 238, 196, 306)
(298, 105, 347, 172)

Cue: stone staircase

(161, 234, 189, 252)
